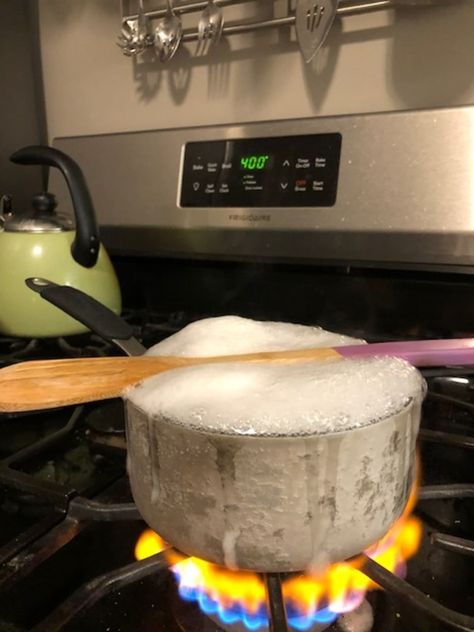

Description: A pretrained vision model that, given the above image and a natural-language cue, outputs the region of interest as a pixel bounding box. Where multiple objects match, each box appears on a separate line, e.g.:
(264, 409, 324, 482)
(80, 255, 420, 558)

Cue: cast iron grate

(0, 394, 472, 632)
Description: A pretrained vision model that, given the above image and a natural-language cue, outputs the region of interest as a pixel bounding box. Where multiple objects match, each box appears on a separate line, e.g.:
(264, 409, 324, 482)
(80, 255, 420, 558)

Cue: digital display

(180, 133, 342, 208)
(240, 155, 271, 170)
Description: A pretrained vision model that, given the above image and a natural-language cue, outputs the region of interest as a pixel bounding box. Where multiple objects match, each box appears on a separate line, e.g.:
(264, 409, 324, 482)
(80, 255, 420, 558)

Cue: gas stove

(2, 106, 474, 630)
(0, 267, 473, 632)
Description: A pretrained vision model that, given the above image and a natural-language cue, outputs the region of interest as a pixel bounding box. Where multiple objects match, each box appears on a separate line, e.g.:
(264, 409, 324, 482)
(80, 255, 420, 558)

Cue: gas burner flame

(135, 487, 421, 631)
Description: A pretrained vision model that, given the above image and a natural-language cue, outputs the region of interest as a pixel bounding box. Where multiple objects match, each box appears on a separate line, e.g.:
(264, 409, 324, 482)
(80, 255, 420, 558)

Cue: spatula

(0, 338, 473, 413)
(295, 0, 338, 63)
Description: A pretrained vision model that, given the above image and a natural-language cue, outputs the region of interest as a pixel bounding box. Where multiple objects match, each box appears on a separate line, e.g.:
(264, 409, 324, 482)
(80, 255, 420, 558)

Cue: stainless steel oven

(1, 106, 473, 632)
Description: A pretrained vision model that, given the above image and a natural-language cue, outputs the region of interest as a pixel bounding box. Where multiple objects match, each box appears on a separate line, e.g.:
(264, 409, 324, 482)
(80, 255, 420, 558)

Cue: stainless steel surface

(154, 0, 183, 62)
(296, 0, 339, 63)
(3, 207, 73, 233)
(120, 0, 444, 50)
(136, 0, 154, 46)
(113, 337, 147, 357)
(116, 22, 142, 57)
(395, 0, 439, 4)
(125, 397, 421, 571)
(2, 192, 73, 233)
(196, 0, 224, 55)
(183, 14, 293, 40)
(117, 0, 152, 57)
(52, 106, 474, 269)
(123, 0, 439, 21)
(124, 0, 256, 19)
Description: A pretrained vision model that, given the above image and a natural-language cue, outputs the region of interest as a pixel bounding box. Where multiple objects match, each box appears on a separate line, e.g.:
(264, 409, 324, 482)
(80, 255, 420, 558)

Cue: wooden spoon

(1, 338, 473, 413)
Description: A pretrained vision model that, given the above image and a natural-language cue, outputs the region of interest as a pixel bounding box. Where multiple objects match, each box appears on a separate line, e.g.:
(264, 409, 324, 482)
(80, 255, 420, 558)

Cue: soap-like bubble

(128, 316, 424, 436)
(146, 315, 364, 357)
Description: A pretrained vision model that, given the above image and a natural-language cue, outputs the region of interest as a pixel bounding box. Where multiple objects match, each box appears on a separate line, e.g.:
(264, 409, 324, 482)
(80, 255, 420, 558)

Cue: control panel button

(296, 158, 310, 169)
(295, 179, 307, 192)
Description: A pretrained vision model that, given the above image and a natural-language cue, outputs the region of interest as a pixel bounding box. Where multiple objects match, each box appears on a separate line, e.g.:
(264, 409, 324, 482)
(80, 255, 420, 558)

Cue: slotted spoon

(295, 0, 339, 63)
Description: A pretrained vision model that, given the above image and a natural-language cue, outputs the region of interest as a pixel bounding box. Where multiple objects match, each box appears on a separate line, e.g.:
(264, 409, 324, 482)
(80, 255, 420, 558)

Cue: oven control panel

(180, 133, 342, 207)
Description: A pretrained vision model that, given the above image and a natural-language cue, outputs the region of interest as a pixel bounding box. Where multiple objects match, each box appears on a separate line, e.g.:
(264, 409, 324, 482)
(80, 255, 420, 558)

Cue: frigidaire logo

(228, 214, 271, 223)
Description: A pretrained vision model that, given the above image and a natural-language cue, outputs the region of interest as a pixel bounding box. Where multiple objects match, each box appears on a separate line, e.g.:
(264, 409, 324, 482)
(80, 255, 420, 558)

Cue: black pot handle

(25, 278, 146, 357)
(10, 145, 100, 268)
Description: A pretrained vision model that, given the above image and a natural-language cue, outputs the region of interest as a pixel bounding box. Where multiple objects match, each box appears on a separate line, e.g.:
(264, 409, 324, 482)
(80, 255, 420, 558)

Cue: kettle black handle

(10, 145, 100, 268)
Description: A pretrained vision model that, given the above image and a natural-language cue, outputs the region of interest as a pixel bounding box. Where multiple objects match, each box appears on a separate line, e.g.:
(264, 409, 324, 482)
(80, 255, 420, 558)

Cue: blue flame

(286, 603, 338, 630)
(175, 572, 338, 631)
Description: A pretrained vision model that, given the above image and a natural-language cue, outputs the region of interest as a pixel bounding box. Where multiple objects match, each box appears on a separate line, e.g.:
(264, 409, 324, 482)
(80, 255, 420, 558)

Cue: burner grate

(0, 335, 119, 368)
(24, 477, 474, 632)
(0, 406, 125, 586)
(31, 551, 172, 632)
(0, 308, 207, 369)
(0, 351, 473, 630)
(23, 386, 474, 632)
(264, 573, 290, 632)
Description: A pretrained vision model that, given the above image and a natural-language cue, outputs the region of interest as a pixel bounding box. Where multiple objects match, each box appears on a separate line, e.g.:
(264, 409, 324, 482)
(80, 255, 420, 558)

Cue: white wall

(38, 0, 474, 140)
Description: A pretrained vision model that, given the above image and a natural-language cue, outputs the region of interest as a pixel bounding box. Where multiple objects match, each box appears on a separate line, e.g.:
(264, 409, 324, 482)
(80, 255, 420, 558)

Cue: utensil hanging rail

(122, 0, 426, 43)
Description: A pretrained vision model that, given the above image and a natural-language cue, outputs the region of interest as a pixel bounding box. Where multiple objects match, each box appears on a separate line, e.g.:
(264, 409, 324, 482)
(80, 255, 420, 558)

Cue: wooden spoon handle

(0, 347, 342, 413)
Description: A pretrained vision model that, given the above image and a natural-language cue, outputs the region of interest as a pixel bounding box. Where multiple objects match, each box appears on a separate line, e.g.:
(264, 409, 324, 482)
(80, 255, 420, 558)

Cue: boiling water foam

(128, 356, 423, 436)
(145, 315, 364, 357)
(128, 316, 424, 436)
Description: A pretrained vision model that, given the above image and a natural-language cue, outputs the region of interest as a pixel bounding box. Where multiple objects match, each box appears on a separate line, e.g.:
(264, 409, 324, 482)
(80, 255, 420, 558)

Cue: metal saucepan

(28, 279, 424, 572)
(125, 393, 421, 572)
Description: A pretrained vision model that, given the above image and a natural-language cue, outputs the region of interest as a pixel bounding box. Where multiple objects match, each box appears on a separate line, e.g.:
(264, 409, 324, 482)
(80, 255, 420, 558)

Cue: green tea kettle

(0, 145, 121, 338)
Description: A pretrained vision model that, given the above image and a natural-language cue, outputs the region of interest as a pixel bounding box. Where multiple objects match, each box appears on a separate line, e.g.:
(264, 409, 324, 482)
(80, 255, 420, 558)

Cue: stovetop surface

(1, 353, 472, 631)
(0, 262, 474, 632)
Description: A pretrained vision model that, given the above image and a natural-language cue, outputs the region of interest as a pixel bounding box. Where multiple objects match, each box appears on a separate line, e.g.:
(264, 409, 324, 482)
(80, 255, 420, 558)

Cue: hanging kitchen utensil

(0, 146, 121, 338)
(154, 0, 183, 62)
(295, 0, 339, 63)
(0, 337, 473, 412)
(117, 0, 153, 56)
(117, 21, 146, 56)
(25, 278, 144, 356)
(196, 0, 224, 56)
(136, 0, 154, 47)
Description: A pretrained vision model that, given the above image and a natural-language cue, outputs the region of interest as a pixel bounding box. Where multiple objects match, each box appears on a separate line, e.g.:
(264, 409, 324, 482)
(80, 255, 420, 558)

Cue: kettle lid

(2, 193, 74, 233)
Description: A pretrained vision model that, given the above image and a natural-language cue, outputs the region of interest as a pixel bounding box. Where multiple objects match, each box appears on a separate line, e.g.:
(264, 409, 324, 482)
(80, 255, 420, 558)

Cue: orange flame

(135, 485, 421, 628)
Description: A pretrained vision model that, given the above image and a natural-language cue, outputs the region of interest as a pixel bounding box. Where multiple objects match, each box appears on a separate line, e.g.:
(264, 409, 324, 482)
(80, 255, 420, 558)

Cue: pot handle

(25, 278, 146, 357)
(10, 145, 100, 268)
